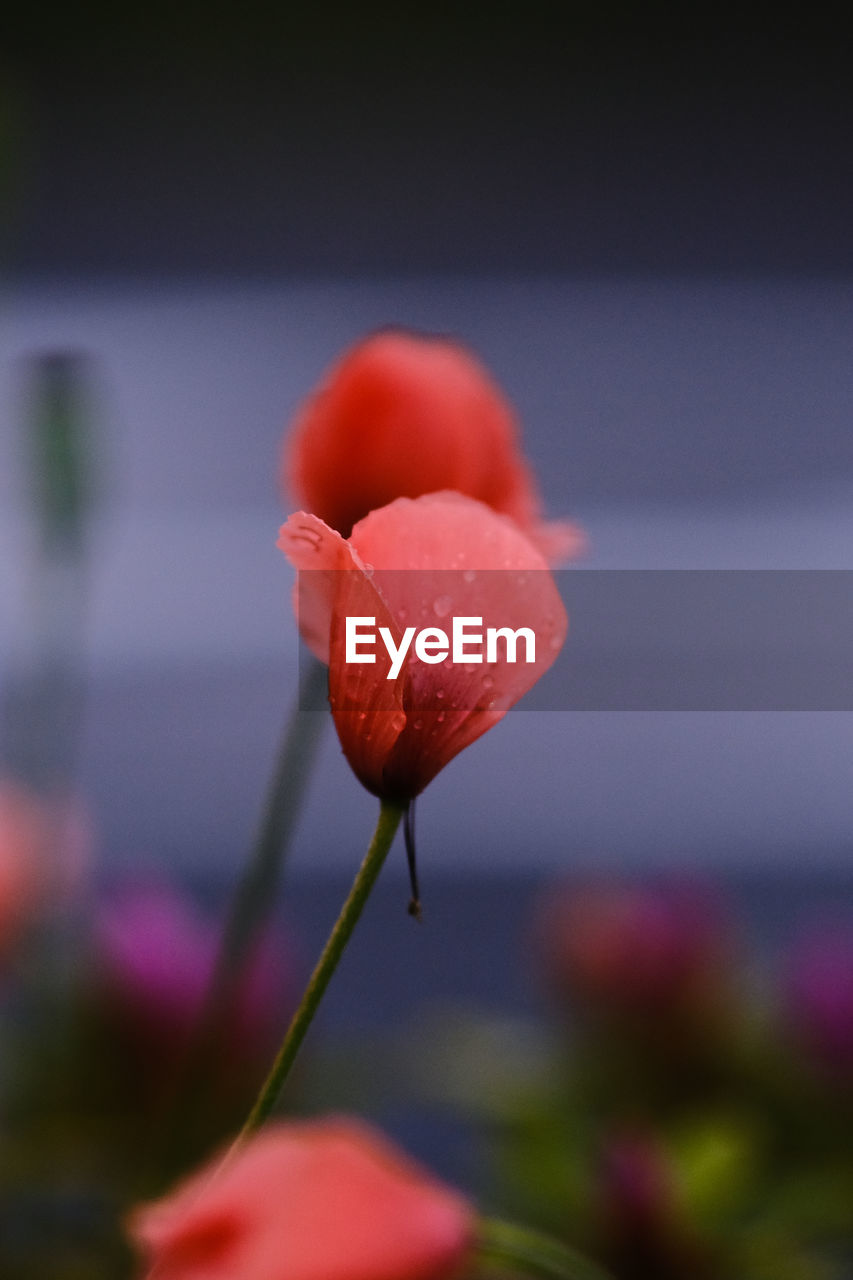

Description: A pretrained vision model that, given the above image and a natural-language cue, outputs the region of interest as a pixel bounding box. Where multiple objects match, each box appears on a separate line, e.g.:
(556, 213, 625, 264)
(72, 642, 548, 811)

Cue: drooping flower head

(130, 1116, 476, 1280)
(278, 493, 567, 802)
(282, 329, 583, 562)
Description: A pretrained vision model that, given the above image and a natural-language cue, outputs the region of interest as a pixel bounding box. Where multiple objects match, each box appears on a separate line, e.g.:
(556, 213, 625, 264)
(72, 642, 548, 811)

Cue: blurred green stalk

(3, 352, 94, 788)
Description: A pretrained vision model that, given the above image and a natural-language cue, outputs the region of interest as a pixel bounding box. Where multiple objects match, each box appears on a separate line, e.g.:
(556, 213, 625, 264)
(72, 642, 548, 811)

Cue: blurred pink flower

(786, 927, 853, 1075)
(0, 778, 51, 956)
(537, 881, 729, 1020)
(92, 882, 292, 1071)
(130, 1116, 476, 1280)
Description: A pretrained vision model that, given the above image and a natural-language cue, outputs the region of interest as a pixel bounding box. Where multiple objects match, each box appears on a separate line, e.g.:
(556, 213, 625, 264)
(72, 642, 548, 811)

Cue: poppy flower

(130, 1116, 476, 1280)
(282, 329, 584, 562)
(278, 492, 567, 803)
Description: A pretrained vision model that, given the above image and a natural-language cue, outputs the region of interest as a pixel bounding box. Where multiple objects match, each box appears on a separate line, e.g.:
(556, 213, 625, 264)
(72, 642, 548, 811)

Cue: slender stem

(236, 798, 405, 1141)
(150, 656, 328, 1179)
(476, 1218, 613, 1280)
(213, 654, 328, 986)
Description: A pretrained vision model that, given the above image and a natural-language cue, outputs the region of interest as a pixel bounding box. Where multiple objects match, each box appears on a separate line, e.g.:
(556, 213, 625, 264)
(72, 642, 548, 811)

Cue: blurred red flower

(130, 1116, 476, 1280)
(538, 881, 729, 1021)
(282, 329, 584, 562)
(278, 492, 567, 801)
(0, 778, 52, 957)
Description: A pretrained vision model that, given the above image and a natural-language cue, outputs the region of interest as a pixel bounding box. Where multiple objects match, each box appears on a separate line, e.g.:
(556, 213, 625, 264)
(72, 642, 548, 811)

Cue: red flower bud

(130, 1117, 476, 1280)
(282, 329, 583, 562)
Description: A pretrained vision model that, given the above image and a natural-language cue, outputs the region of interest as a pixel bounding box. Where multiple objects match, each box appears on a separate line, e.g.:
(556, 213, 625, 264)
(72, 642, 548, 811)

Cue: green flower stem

(476, 1218, 613, 1280)
(237, 798, 406, 1142)
(207, 654, 328, 1009)
(152, 658, 328, 1179)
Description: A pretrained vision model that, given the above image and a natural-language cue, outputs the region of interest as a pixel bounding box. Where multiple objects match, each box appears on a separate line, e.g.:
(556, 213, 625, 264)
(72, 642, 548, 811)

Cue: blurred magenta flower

(786, 928, 853, 1075)
(282, 329, 584, 562)
(537, 881, 729, 1021)
(92, 882, 292, 1072)
(130, 1116, 476, 1280)
(279, 493, 567, 802)
(599, 1132, 678, 1240)
(596, 1132, 711, 1280)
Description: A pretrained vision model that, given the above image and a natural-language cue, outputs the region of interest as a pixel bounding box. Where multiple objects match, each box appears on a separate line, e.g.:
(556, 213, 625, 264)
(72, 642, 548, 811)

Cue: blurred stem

(236, 798, 405, 1141)
(204, 654, 327, 1017)
(477, 1218, 613, 1280)
(153, 657, 327, 1177)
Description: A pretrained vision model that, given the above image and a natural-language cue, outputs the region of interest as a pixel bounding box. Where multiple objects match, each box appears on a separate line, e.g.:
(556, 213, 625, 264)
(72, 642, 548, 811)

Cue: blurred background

(1, 10, 853, 1276)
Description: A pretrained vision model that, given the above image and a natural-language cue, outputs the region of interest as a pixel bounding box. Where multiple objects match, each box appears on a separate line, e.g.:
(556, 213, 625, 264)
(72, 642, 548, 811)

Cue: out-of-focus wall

(2, 279, 852, 874)
(2, 20, 852, 876)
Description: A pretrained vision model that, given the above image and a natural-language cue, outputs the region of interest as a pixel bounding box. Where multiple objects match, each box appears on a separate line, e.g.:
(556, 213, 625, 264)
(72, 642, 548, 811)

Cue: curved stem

(476, 1217, 613, 1280)
(236, 798, 405, 1141)
(153, 657, 328, 1176)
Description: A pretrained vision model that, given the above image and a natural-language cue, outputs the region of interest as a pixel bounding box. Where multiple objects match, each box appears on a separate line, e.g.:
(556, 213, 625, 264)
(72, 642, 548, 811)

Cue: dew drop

(549, 633, 562, 650)
(436, 710, 446, 723)
(433, 594, 453, 618)
(435, 687, 445, 699)
(413, 718, 424, 730)
(462, 569, 476, 583)
(357, 710, 367, 720)
(482, 674, 494, 689)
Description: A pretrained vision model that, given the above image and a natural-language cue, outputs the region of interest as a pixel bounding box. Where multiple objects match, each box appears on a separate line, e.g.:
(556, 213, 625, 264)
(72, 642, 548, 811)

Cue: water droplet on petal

(463, 569, 476, 583)
(436, 710, 446, 723)
(413, 718, 424, 730)
(433, 594, 453, 618)
(549, 633, 562, 650)
(435, 687, 445, 699)
(358, 710, 367, 720)
(482, 674, 494, 689)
